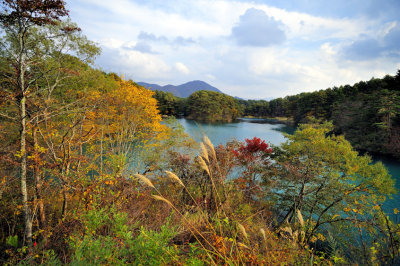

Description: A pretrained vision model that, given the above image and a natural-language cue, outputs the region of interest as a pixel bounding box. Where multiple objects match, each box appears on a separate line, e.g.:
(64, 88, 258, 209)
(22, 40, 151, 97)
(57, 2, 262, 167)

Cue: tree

(185, 90, 241, 122)
(0, 0, 99, 245)
(265, 122, 396, 259)
(233, 137, 272, 201)
(153, 90, 183, 116)
(94, 79, 168, 176)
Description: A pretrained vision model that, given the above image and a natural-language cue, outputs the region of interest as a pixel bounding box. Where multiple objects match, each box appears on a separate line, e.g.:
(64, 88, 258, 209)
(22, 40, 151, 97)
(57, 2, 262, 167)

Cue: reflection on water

(177, 118, 400, 212)
(178, 118, 293, 147)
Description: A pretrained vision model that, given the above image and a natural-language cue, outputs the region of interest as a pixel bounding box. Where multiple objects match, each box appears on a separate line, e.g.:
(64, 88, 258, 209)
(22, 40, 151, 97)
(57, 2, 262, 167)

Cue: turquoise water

(178, 118, 400, 213)
(178, 118, 295, 147)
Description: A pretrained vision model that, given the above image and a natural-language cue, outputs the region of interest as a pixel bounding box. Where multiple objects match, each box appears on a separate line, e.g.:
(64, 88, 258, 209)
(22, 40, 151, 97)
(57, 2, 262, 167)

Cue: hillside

(138, 80, 223, 98)
(239, 71, 400, 158)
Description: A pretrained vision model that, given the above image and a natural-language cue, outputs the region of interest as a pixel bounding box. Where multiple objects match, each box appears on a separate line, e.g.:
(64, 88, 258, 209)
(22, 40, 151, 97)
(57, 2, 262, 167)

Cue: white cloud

(68, 0, 400, 99)
(97, 40, 171, 80)
(231, 8, 286, 47)
(175, 62, 190, 74)
(205, 74, 216, 80)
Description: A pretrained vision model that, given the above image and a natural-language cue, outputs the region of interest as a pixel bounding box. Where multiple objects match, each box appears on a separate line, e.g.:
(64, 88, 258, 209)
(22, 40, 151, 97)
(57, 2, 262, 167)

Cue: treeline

(239, 73, 400, 157)
(154, 73, 400, 158)
(154, 90, 242, 122)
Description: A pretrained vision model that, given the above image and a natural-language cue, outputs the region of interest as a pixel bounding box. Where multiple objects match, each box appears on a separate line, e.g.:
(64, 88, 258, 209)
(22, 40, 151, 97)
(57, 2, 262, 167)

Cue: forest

(0, 1, 400, 265)
(154, 90, 243, 122)
(238, 73, 400, 158)
(155, 73, 400, 158)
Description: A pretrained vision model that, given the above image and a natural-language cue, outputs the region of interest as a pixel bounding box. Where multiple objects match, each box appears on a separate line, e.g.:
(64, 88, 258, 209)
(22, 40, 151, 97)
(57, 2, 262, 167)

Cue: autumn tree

(0, 0, 99, 245)
(233, 137, 272, 201)
(92, 79, 168, 176)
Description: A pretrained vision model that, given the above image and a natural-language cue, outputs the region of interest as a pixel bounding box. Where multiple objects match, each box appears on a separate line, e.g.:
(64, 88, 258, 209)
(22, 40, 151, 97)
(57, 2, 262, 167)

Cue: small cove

(177, 117, 400, 214)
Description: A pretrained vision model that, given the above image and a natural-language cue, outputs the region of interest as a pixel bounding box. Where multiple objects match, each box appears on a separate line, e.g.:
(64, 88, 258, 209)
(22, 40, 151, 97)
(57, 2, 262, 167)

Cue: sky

(68, 0, 400, 99)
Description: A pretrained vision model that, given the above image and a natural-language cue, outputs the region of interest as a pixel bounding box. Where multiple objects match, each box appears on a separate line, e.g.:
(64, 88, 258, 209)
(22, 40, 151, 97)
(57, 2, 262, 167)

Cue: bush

(69, 206, 179, 265)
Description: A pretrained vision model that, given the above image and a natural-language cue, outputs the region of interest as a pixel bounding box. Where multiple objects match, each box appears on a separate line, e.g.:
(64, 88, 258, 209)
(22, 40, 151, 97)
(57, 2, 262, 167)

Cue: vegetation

(153, 90, 184, 117)
(154, 89, 242, 122)
(1, 1, 400, 265)
(185, 90, 242, 122)
(153, 69, 400, 158)
(238, 72, 400, 157)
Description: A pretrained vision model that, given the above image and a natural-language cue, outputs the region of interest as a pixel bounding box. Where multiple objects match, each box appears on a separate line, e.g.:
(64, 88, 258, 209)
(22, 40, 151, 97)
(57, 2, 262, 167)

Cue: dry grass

(203, 136, 217, 161)
(152, 195, 173, 207)
(200, 142, 209, 163)
(237, 223, 248, 240)
(165, 170, 185, 187)
(133, 174, 155, 189)
(197, 156, 210, 176)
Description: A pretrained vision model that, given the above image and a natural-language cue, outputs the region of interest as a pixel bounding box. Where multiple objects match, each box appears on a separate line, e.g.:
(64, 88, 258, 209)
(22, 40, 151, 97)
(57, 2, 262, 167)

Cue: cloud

(343, 38, 382, 60)
(172, 36, 196, 46)
(138, 31, 196, 47)
(231, 8, 286, 47)
(342, 24, 400, 61)
(96, 40, 171, 80)
(175, 62, 190, 74)
(123, 41, 158, 54)
(69, 0, 400, 99)
(138, 31, 168, 42)
(384, 24, 400, 50)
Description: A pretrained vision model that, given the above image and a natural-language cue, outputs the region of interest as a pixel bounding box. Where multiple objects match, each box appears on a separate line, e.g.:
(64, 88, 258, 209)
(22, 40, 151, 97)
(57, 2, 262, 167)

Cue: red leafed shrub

(233, 137, 272, 162)
(233, 137, 272, 201)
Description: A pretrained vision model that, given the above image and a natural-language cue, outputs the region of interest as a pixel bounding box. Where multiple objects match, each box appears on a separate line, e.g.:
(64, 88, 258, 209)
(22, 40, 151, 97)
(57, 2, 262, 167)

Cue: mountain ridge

(138, 80, 223, 98)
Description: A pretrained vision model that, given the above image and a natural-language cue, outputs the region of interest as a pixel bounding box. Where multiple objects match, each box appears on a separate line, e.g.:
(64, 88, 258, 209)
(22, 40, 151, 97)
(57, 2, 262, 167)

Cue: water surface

(178, 118, 400, 213)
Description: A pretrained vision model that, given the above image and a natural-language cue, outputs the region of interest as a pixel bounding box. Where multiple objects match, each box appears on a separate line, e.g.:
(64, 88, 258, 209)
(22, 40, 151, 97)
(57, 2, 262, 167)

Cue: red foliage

(232, 137, 272, 200)
(0, 0, 69, 26)
(233, 137, 272, 162)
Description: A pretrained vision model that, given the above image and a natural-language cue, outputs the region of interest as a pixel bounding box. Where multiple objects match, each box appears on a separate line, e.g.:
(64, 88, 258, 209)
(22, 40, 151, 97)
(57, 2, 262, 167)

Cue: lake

(178, 118, 400, 213)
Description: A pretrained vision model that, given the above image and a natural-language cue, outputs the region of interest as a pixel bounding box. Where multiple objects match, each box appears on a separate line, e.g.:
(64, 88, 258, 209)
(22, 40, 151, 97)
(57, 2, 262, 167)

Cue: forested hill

(238, 71, 400, 158)
(138, 80, 223, 97)
(153, 90, 242, 122)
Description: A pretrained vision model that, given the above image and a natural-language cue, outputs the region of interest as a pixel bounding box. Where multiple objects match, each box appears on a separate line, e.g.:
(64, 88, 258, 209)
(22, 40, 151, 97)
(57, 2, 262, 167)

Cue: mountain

(137, 80, 223, 98)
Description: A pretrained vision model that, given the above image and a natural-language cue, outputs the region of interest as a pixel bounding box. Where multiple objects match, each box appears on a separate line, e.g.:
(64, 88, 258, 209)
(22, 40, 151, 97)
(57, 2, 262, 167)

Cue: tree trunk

(18, 26, 32, 245)
(20, 94, 32, 246)
(61, 185, 67, 217)
(33, 126, 46, 228)
(17, 24, 32, 246)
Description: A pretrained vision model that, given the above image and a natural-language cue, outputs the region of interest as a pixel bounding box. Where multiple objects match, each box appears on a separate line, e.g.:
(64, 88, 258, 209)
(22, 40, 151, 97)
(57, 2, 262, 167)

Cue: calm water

(178, 118, 400, 213)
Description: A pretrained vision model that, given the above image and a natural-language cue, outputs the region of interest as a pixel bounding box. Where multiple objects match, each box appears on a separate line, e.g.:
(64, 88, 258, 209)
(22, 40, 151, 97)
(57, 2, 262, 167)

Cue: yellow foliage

(94, 79, 167, 143)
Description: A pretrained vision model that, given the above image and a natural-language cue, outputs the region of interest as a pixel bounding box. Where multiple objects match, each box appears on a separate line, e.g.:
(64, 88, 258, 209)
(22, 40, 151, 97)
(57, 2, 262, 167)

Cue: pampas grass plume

(203, 136, 217, 161)
(197, 156, 210, 176)
(165, 170, 185, 187)
(133, 174, 155, 189)
(237, 223, 248, 240)
(260, 228, 267, 242)
(152, 195, 173, 207)
(200, 142, 209, 163)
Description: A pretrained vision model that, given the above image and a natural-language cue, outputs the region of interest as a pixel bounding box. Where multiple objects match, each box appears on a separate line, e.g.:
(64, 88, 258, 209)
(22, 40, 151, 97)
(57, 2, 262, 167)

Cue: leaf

(332, 214, 340, 220)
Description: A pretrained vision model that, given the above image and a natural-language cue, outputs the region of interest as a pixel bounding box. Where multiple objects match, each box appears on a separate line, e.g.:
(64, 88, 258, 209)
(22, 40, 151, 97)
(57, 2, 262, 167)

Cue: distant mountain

(138, 80, 223, 98)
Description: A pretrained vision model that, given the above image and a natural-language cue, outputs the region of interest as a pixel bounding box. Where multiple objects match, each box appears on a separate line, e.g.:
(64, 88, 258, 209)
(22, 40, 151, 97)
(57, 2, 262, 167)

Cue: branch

(0, 112, 17, 121)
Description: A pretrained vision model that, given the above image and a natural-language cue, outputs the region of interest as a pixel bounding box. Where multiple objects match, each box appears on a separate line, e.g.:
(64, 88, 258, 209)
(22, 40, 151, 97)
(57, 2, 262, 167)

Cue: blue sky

(68, 0, 400, 99)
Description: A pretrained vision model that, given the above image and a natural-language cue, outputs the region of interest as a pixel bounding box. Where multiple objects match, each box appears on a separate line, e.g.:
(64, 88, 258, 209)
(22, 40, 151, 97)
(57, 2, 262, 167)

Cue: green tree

(153, 90, 183, 116)
(266, 122, 396, 260)
(185, 90, 241, 122)
(375, 89, 400, 137)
